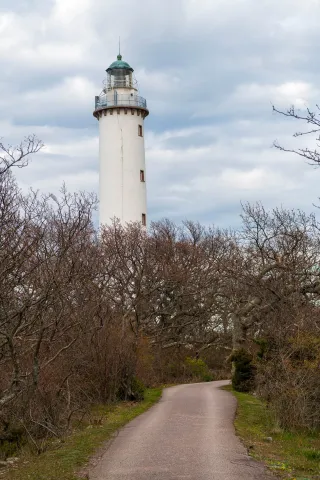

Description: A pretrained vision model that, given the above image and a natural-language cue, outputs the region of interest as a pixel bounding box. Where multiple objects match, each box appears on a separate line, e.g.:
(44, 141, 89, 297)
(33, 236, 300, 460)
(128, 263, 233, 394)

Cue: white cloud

(52, 0, 92, 22)
(230, 82, 319, 108)
(25, 76, 95, 110)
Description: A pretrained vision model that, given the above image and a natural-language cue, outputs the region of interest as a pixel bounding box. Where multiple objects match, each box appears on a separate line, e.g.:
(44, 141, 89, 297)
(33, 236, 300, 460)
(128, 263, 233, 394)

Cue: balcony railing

(94, 94, 147, 111)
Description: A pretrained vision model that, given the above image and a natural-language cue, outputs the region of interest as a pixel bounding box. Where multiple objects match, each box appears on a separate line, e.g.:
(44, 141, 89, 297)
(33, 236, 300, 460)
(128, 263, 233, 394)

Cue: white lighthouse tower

(94, 53, 149, 226)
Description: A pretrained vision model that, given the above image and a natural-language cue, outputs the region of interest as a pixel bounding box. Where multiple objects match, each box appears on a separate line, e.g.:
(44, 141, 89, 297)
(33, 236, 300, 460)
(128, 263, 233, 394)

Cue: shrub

(231, 349, 256, 392)
(130, 377, 146, 401)
(184, 357, 214, 382)
(256, 334, 320, 431)
(117, 377, 146, 402)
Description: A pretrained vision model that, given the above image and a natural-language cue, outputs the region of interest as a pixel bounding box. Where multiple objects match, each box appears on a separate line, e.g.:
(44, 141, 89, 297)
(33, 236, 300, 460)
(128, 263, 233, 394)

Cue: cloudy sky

(1, 0, 320, 227)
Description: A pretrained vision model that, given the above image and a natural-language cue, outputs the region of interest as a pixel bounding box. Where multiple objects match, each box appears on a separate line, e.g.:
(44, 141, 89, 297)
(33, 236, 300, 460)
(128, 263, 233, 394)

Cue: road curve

(89, 381, 273, 480)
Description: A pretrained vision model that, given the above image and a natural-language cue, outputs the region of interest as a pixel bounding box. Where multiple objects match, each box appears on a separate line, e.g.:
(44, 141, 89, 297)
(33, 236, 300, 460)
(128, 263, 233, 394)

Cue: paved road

(89, 381, 273, 480)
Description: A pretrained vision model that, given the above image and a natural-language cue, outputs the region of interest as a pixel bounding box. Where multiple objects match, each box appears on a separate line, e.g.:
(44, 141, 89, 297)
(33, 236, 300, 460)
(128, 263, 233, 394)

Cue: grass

(4, 388, 162, 480)
(225, 386, 320, 479)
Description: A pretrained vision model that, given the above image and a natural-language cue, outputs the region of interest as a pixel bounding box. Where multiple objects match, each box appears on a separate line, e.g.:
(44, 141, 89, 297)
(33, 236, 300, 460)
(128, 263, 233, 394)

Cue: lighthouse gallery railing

(94, 94, 147, 111)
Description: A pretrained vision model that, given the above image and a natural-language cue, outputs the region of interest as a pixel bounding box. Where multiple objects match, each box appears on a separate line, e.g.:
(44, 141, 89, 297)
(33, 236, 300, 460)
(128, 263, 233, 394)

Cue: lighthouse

(93, 54, 149, 226)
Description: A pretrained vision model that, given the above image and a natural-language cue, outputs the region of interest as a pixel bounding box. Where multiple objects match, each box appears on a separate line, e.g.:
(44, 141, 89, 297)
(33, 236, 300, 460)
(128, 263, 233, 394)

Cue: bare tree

(0, 135, 43, 176)
(147, 220, 229, 354)
(273, 104, 320, 166)
(226, 202, 320, 350)
(0, 175, 99, 440)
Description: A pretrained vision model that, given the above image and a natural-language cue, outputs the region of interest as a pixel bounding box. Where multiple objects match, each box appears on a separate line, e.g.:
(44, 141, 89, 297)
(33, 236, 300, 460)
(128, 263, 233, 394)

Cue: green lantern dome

(106, 54, 134, 73)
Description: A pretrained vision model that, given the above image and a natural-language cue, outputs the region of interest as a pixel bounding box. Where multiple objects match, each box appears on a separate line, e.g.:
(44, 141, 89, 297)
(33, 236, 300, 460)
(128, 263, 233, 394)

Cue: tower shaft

(97, 106, 148, 225)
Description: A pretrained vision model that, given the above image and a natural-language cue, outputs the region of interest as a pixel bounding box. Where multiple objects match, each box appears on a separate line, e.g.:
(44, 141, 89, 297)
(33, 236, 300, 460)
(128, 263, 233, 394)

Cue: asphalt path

(89, 381, 273, 480)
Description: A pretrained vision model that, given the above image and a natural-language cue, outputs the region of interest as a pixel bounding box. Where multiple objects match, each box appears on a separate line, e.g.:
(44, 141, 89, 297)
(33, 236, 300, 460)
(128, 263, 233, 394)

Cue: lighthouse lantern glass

(107, 69, 133, 90)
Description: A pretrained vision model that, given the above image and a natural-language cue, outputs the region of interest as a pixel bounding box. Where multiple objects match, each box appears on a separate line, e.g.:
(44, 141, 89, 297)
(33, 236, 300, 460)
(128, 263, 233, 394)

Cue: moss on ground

(225, 386, 320, 479)
(4, 388, 162, 480)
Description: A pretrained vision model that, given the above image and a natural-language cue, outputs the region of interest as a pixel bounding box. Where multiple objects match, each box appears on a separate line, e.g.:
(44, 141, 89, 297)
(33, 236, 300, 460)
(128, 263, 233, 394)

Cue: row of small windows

(140, 159, 146, 225)
(138, 126, 145, 225)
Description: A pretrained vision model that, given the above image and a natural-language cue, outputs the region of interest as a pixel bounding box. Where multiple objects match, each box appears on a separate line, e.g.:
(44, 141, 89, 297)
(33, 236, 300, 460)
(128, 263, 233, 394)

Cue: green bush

(117, 376, 146, 401)
(130, 377, 146, 401)
(166, 361, 184, 379)
(202, 373, 214, 382)
(0, 425, 24, 460)
(184, 357, 214, 382)
(231, 349, 256, 392)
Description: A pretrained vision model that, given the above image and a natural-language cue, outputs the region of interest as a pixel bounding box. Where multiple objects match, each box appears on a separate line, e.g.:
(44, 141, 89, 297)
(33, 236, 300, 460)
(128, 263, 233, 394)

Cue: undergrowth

(4, 388, 162, 480)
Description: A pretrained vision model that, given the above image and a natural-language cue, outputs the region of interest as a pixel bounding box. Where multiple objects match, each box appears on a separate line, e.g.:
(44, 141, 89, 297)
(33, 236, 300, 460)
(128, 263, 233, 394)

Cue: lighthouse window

(140, 170, 145, 182)
(138, 125, 143, 137)
(142, 213, 146, 226)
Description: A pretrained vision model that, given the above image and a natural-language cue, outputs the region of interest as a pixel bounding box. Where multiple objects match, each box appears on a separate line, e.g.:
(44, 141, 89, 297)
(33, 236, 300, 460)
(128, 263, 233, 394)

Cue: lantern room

(106, 54, 135, 90)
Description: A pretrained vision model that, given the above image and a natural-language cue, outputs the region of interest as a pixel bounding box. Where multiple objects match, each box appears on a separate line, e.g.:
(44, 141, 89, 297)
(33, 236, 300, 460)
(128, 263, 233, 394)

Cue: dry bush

(256, 323, 320, 431)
